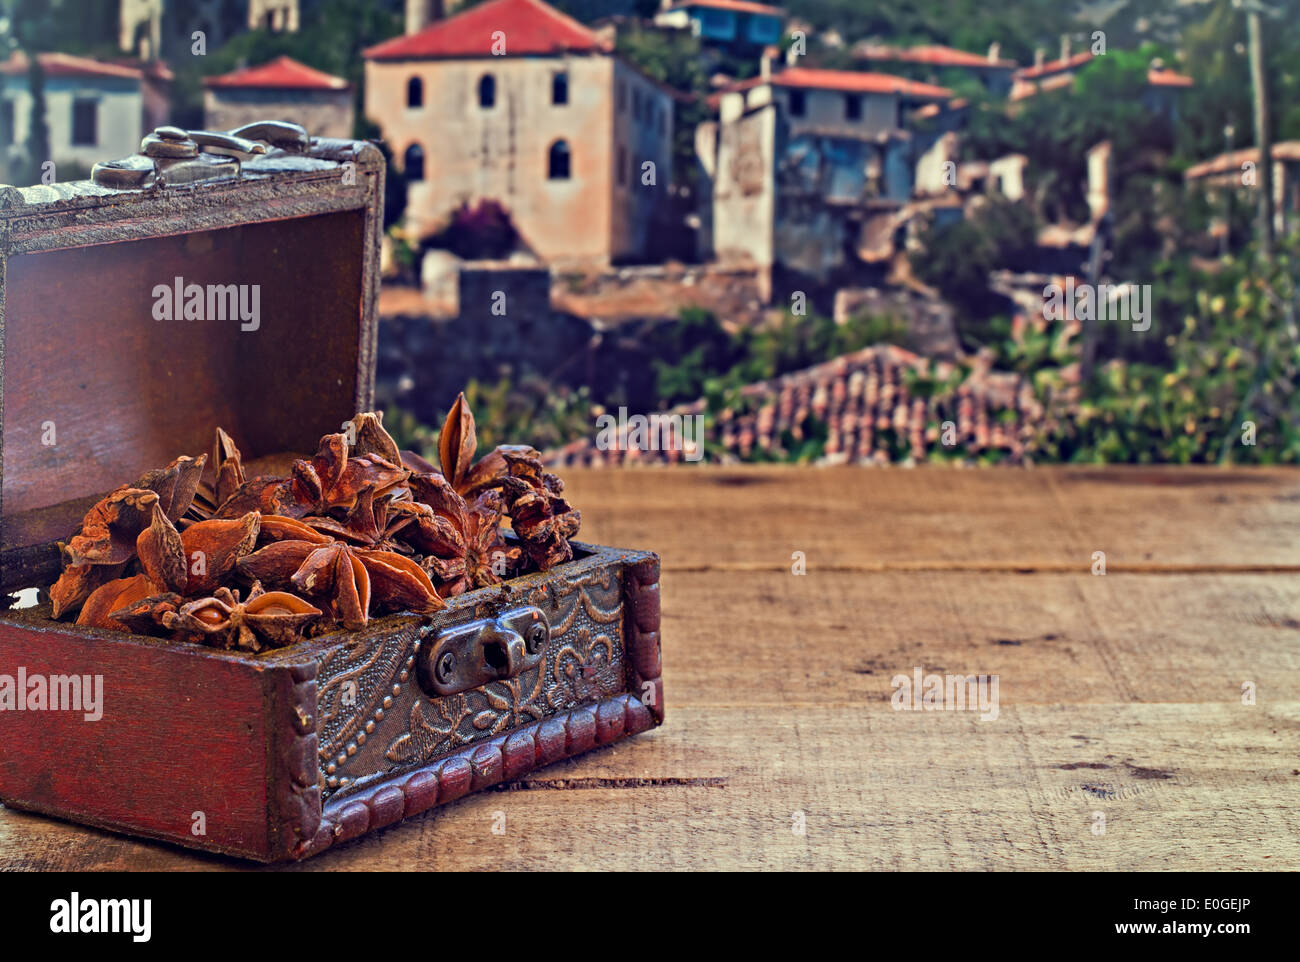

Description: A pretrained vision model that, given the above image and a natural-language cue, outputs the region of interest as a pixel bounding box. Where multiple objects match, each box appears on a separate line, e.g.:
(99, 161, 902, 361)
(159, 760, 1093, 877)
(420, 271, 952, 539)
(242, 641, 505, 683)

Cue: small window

(552, 71, 568, 105)
(71, 98, 98, 146)
(845, 94, 861, 120)
(617, 80, 627, 113)
(632, 88, 642, 121)
(788, 89, 806, 117)
(478, 74, 496, 109)
(658, 106, 666, 137)
(407, 76, 423, 108)
(617, 145, 627, 186)
(0, 100, 13, 145)
(404, 143, 425, 181)
(548, 139, 571, 179)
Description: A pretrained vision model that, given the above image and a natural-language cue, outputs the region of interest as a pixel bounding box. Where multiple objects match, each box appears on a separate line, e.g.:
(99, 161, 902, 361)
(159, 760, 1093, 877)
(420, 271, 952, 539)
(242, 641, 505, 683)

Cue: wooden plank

(563, 465, 1300, 569)
(3, 569, 1297, 870)
(2, 702, 1295, 871)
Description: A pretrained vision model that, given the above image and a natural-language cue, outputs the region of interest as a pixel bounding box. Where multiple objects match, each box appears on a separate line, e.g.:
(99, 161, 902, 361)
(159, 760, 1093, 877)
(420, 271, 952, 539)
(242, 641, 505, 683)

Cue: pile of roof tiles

(545, 344, 1072, 467)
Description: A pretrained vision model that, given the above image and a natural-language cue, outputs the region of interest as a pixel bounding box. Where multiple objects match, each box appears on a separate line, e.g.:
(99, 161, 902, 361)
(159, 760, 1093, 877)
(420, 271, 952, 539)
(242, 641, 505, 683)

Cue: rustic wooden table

(4, 466, 1299, 870)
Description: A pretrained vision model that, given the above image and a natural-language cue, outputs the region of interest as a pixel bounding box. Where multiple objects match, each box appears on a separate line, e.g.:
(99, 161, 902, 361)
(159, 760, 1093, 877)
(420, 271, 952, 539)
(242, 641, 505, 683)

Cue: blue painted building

(655, 0, 785, 53)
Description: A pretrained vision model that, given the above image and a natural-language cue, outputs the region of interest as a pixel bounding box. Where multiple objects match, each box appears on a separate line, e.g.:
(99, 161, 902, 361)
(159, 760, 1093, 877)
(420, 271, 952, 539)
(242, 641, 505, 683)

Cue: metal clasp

(416, 606, 549, 698)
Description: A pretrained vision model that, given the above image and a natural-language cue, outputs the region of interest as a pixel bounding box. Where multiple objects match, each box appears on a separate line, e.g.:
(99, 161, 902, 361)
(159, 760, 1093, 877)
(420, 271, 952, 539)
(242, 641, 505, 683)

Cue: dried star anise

(214, 431, 408, 522)
(161, 583, 322, 652)
(407, 471, 520, 595)
(238, 536, 444, 630)
(135, 506, 261, 596)
(497, 449, 581, 570)
(77, 574, 165, 631)
(46, 401, 582, 648)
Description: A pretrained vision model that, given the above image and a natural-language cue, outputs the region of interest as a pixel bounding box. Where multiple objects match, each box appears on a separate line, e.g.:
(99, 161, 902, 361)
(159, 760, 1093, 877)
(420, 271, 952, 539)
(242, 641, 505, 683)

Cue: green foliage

(909, 196, 1038, 342)
(648, 306, 907, 408)
(1011, 238, 1300, 464)
(167, 0, 402, 131)
(385, 377, 595, 463)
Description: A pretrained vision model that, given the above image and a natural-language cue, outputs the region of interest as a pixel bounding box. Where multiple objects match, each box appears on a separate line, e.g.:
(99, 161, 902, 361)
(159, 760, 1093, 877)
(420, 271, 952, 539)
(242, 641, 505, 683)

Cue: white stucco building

(1, 52, 144, 183)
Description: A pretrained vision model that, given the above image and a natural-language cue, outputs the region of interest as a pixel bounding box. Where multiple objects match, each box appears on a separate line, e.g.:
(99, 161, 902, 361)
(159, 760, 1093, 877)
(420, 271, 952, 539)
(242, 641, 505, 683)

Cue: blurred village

(3, 0, 1299, 466)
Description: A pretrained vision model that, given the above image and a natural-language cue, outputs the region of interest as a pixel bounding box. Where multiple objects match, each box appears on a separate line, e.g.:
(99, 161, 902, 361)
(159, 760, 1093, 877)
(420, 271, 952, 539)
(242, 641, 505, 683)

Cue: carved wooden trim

(623, 554, 664, 723)
(266, 660, 324, 858)
(292, 692, 656, 860)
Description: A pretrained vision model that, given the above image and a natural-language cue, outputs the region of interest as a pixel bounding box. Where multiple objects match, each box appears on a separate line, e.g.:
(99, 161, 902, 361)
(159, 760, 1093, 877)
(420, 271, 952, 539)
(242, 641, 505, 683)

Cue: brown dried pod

(135, 502, 188, 594)
(162, 584, 322, 652)
(133, 455, 207, 523)
(64, 487, 160, 567)
(497, 450, 581, 570)
(76, 574, 163, 631)
(107, 592, 185, 637)
(49, 561, 127, 619)
(179, 512, 261, 595)
(407, 472, 519, 594)
(351, 411, 403, 465)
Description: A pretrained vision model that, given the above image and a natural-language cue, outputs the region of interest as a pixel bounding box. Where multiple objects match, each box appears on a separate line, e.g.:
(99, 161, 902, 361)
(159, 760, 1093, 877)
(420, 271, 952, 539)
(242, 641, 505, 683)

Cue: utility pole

(1236, 0, 1281, 260)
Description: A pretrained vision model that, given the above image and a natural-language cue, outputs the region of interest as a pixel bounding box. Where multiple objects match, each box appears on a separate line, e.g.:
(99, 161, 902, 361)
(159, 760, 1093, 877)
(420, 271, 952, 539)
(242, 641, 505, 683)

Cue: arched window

(404, 143, 425, 182)
(478, 74, 496, 108)
(548, 140, 571, 180)
(552, 71, 568, 105)
(407, 76, 423, 108)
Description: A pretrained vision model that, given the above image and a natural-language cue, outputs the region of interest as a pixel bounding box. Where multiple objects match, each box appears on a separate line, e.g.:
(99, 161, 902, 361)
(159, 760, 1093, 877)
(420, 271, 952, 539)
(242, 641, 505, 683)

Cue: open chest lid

(0, 120, 387, 594)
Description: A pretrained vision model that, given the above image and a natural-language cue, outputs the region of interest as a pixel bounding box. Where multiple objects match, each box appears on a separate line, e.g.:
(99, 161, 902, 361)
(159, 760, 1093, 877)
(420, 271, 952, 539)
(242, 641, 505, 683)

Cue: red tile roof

(714, 68, 953, 107)
(1147, 68, 1193, 88)
(857, 43, 1016, 70)
(203, 55, 348, 90)
(365, 0, 607, 60)
(775, 67, 952, 97)
(1010, 63, 1193, 101)
(1185, 142, 1300, 180)
(544, 344, 1057, 467)
(1013, 50, 1095, 80)
(0, 51, 142, 80)
(668, 0, 785, 16)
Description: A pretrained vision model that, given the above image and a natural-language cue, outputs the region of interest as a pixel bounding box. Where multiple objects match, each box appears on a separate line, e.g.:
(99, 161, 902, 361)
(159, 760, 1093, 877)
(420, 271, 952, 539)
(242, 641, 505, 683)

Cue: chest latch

(416, 606, 549, 698)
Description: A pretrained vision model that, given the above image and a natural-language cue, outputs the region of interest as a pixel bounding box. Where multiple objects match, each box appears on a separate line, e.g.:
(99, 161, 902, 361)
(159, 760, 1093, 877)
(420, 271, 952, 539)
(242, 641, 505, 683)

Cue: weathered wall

(712, 101, 777, 287)
(368, 53, 673, 266)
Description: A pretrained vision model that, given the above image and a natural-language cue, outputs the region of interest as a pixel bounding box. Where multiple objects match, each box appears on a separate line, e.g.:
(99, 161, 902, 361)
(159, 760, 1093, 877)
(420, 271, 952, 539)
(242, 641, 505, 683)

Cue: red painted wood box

(0, 123, 663, 861)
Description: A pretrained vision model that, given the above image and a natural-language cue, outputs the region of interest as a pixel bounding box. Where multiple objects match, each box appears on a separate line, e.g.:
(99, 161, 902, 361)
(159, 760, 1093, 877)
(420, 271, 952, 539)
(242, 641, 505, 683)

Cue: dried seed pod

(135, 503, 188, 594)
(108, 592, 185, 637)
(77, 575, 162, 631)
(179, 512, 261, 595)
(133, 455, 207, 523)
(64, 487, 160, 567)
(49, 561, 127, 619)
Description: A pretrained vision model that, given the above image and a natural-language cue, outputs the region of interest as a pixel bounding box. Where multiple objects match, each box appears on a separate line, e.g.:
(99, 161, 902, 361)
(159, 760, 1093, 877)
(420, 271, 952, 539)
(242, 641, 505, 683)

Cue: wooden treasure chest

(0, 122, 664, 862)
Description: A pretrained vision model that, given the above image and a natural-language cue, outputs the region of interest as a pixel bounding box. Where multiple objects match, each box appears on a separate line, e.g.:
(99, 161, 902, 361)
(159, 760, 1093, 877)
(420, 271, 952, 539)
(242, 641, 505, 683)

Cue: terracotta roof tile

(203, 55, 348, 90)
(545, 344, 1058, 467)
(857, 43, 1016, 70)
(0, 51, 142, 81)
(668, 0, 785, 15)
(1186, 142, 1300, 180)
(365, 0, 606, 60)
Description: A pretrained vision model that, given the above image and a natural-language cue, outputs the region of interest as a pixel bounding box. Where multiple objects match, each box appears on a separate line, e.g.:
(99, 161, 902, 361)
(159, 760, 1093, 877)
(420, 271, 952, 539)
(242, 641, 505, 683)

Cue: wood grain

(3, 466, 1298, 870)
